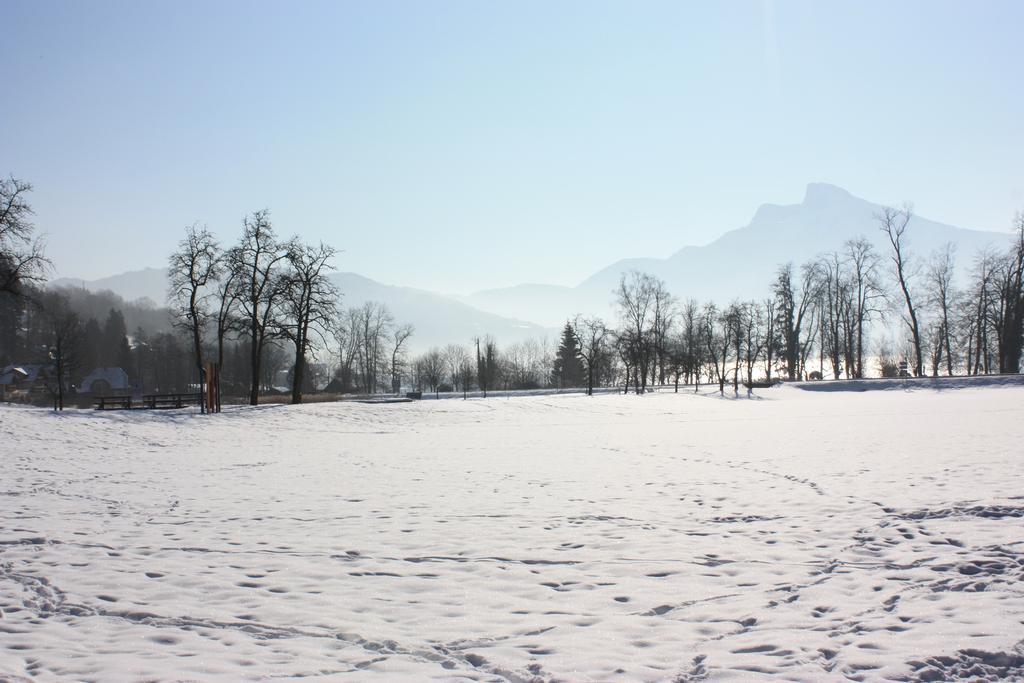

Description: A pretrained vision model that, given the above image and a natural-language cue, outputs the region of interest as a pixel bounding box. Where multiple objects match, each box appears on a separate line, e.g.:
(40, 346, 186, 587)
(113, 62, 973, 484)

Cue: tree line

(403, 204, 1024, 397)
(3, 173, 1023, 407)
(0, 177, 422, 406)
(165, 211, 348, 406)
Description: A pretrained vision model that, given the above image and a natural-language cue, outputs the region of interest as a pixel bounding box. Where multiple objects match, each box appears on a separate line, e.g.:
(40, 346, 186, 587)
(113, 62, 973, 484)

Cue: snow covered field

(1, 385, 1023, 681)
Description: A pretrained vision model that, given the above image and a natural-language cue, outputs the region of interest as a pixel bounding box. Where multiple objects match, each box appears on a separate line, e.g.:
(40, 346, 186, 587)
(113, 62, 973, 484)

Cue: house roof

(0, 364, 44, 386)
(80, 367, 131, 392)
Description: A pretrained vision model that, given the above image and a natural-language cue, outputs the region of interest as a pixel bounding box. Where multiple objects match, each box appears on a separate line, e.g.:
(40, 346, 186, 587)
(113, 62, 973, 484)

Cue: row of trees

(0, 177, 420, 406)
(169, 213, 315, 405)
(399, 206, 1024, 398)
(166, 210, 420, 405)
(407, 336, 583, 397)
(333, 301, 414, 395)
(0, 279, 319, 408)
(4, 171, 1023, 406)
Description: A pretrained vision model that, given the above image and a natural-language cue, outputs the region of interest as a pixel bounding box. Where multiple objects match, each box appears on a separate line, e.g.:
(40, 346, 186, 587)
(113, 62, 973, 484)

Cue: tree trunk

(217, 327, 226, 371)
(786, 327, 798, 381)
(56, 349, 64, 411)
(189, 291, 205, 413)
(291, 335, 305, 405)
(249, 326, 261, 406)
(942, 310, 954, 376)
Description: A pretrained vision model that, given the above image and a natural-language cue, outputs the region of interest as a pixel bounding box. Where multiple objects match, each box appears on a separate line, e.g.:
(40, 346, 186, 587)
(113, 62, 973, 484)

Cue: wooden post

(204, 362, 221, 413)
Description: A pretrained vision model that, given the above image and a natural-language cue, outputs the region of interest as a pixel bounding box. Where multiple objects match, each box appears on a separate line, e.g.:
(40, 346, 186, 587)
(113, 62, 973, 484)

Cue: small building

(0, 366, 29, 400)
(0, 364, 47, 391)
(0, 365, 30, 388)
(80, 367, 131, 395)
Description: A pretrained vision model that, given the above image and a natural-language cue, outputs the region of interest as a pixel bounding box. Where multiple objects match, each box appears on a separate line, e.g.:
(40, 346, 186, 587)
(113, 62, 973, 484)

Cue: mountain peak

(803, 182, 855, 206)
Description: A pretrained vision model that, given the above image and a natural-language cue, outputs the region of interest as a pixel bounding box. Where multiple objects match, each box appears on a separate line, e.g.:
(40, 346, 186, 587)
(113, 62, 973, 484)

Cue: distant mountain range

(52, 183, 1013, 343)
(49, 269, 552, 351)
(463, 183, 1013, 326)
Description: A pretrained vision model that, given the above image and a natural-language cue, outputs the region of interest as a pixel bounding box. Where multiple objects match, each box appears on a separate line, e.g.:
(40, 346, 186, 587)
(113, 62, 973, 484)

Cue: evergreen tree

(117, 335, 135, 378)
(552, 322, 585, 388)
(79, 318, 103, 374)
(476, 337, 500, 396)
(101, 308, 128, 367)
(0, 292, 23, 364)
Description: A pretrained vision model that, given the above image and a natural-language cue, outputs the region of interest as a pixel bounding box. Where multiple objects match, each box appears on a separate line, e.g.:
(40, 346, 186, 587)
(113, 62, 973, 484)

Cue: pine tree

(79, 318, 103, 374)
(476, 337, 500, 396)
(101, 309, 128, 367)
(552, 322, 585, 388)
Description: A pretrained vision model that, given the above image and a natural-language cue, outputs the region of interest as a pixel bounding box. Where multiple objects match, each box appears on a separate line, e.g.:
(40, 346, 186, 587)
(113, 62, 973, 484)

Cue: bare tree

(213, 259, 243, 370)
(37, 292, 81, 410)
(651, 281, 676, 385)
(762, 297, 778, 381)
(702, 302, 733, 396)
(616, 271, 660, 393)
(878, 204, 924, 376)
(281, 242, 340, 404)
(419, 347, 446, 397)
(963, 250, 998, 375)
(993, 213, 1024, 373)
(926, 243, 958, 376)
(389, 324, 414, 394)
(501, 338, 552, 390)
(726, 302, 745, 393)
(353, 301, 393, 393)
(740, 301, 766, 384)
(333, 307, 361, 393)
(798, 291, 820, 380)
(168, 224, 221, 405)
(230, 210, 293, 405)
(613, 330, 638, 394)
(573, 316, 610, 396)
(443, 343, 472, 393)
(773, 262, 818, 380)
(0, 176, 50, 296)
(678, 298, 704, 390)
(815, 251, 848, 379)
(457, 352, 475, 400)
(844, 237, 886, 378)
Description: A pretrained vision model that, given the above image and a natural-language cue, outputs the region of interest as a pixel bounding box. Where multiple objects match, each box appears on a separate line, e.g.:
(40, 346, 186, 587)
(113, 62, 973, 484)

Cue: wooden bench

(142, 393, 203, 410)
(94, 395, 133, 410)
(743, 381, 775, 389)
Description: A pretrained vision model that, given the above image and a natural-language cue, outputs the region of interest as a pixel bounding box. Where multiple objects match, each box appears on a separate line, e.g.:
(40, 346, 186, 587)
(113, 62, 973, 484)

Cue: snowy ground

(1, 385, 1023, 682)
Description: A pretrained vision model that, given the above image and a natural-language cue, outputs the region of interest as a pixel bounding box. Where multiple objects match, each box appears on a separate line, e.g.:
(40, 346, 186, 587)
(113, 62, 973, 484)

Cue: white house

(0, 364, 47, 390)
(80, 367, 130, 395)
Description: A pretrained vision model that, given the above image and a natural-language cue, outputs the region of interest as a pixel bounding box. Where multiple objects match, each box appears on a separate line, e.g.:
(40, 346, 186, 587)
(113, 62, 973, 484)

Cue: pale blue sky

(4, 0, 1022, 293)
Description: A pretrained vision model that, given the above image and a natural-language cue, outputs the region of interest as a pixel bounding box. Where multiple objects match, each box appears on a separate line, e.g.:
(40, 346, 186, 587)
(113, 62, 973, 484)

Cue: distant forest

(2, 174, 1023, 409)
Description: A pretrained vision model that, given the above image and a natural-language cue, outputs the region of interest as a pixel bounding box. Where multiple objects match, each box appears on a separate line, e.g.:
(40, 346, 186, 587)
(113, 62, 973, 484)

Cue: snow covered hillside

(1, 387, 1023, 681)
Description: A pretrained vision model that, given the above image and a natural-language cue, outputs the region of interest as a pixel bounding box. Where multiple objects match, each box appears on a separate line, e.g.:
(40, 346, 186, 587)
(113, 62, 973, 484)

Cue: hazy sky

(4, 1, 1022, 293)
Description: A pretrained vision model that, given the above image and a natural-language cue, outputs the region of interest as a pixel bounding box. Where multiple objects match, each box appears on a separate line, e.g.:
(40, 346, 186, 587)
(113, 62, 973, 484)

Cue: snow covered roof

(80, 367, 131, 393)
(0, 364, 44, 386)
